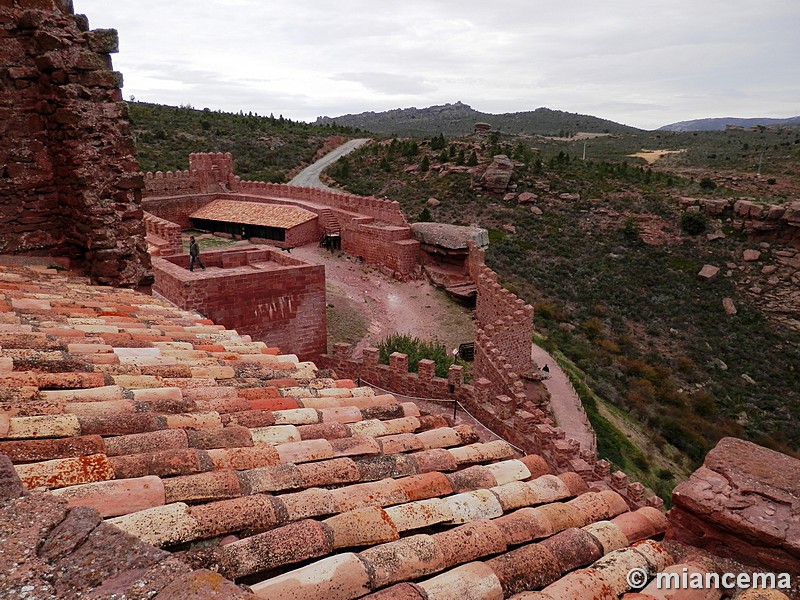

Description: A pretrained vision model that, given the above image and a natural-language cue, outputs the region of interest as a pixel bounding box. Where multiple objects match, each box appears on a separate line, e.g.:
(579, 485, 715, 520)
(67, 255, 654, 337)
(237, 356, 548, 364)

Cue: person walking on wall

(188, 236, 205, 271)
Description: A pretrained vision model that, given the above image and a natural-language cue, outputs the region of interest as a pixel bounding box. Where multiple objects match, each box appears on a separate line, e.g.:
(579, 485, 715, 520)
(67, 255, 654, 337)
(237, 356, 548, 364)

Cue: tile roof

(0, 262, 791, 600)
(190, 199, 317, 229)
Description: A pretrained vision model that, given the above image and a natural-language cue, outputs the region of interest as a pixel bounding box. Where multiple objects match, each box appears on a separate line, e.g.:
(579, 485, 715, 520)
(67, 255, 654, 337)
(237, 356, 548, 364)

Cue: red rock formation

(668, 437, 800, 574)
(0, 0, 152, 288)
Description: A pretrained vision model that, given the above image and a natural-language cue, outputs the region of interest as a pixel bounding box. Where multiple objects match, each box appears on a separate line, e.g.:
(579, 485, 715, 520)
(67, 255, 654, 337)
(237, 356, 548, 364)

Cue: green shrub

(377, 333, 456, 378)
(699, 177, 717, 190)
(680, 212, 708, 235)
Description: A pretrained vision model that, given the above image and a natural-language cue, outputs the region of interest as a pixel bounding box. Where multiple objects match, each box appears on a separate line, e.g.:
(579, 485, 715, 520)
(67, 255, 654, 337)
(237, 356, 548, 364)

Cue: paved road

(531, 344, 596, 452)
(289, 138, 370, 189)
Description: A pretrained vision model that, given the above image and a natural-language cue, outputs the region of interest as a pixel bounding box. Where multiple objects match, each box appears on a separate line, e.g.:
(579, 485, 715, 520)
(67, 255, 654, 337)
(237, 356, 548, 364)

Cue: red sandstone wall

(0, 0, 151, 288)
(342, 220, 420, 277)
(284, 217, 322, 247)
(143, 212, 182, 256)
(152, 248, 326, 360)
(468, 242, 535, 386)
(141, 194, 216, 229)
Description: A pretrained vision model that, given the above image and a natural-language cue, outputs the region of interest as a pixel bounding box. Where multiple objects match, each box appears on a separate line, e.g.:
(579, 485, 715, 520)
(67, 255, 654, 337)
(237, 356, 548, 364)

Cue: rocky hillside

(660, 115, 800, 132)
(315, 101, 641, 137)
(323, 126, 800, 497)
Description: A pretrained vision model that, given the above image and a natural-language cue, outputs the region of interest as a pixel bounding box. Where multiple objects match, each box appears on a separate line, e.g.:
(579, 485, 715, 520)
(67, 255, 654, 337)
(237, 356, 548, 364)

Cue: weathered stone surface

(411, 222, 489, 250)
(0, 454, 26, 500)
(479, 154, 515, 193)
(668, 437, 800, 573)
(0, 1, 152, 287)
(51, 521, 170, 597)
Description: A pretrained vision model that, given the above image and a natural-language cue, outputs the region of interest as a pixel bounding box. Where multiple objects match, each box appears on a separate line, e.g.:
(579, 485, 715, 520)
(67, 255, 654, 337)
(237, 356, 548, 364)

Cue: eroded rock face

(667, 437, 800, 574)
(0, 1, 152, 289)
(479, 155, 515, 193)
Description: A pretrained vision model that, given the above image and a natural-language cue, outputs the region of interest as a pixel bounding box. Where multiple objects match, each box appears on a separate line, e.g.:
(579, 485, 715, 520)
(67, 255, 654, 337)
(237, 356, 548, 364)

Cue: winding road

(289, 138, 370, 189)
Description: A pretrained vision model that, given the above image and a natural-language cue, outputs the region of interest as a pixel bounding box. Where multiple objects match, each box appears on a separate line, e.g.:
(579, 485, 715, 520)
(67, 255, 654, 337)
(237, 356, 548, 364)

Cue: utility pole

(757, 150, 764, 176)
(582, 141, 587, 161)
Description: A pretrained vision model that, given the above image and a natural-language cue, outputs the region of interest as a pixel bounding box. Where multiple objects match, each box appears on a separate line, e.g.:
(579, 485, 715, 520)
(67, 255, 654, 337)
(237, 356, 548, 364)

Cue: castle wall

(152, 247, 326, 360)
(143, 211, 182, 256)
(141, 158, 421, 277)
(321, 342, 657, 512)
(0, 0, 151, 288)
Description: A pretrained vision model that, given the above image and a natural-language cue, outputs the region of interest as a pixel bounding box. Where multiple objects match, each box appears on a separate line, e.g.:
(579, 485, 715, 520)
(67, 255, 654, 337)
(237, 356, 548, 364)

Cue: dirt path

(531, 344, 596, 452)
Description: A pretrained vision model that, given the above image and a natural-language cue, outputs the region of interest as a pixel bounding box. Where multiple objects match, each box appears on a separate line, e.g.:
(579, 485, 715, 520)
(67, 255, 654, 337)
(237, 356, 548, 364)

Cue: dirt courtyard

(289, 245, 476, 357)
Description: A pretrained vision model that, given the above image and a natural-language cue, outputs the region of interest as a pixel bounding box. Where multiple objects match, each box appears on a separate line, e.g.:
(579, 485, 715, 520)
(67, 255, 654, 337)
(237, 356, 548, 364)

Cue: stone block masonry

(152, 247, 326, 361)
(0, 0, 152, 288)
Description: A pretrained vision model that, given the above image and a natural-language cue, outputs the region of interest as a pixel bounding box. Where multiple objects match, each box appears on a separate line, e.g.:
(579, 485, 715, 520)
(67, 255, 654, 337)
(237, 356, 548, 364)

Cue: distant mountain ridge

(659, 116, 800, 132)
(314, 101, 641, 137)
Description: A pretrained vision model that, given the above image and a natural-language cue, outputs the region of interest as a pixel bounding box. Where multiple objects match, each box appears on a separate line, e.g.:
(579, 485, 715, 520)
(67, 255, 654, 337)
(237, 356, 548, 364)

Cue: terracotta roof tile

(251, 424, 301, 445)
(109, 448, 211, 479)
(276, 439, 335, 463)
(329, 435, 382, 457)
(248, 552, 371, 600)
(279, 487, 336, 521)
(385, 497, 454, 531)
(359, 534, 446, 588)
(162, 469, 242, 504)
(51, 475, 166, 517)
(6, 413, 81, 439)
(298, 457, 361, 487)
(495, 507, 555, 545)
(417, 557, 504, 600)
(329, 478, 409, 513)
(193, 198, 317, 229)
(325, 506, 399, 548)
(109, 502, 202, 547)
(206, 445, 281, 470)
(486, 544, 562, 596)
(582, 520, 629, 554)
(0, 434, 106, 463)
(188, 493, 279, 538)
(104, 429, 189, 456)
(14, 453, 114, 489)
(398, 471, 454, 501)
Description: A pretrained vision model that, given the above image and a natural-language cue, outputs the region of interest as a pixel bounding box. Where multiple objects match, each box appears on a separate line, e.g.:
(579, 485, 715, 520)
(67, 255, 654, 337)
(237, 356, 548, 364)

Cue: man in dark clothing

(188, 236, 205, 271)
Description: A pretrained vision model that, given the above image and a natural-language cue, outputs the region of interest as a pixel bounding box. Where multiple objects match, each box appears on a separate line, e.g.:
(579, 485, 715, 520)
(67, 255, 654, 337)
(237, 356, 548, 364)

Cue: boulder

(518, 192, 538, 204)
(697, 265, 720, 280)
(743, 249, 762, 262)
(479, 155, 514, 193)
(410, 223, 489, 250)
(722, 298, 737, 315)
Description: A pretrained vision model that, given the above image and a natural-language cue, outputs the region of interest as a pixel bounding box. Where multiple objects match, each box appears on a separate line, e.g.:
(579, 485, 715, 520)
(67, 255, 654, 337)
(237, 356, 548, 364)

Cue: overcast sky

(72, 0, 799, 131)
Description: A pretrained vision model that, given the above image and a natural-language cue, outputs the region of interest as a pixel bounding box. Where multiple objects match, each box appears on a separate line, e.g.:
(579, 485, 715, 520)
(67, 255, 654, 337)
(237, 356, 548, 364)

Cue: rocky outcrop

(683, 197, 800, 247)
(478, 155, 515, 194)
(411, 223, 488, 251)
(667, 437, 800, 574)
(0, 0, 152, 289)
